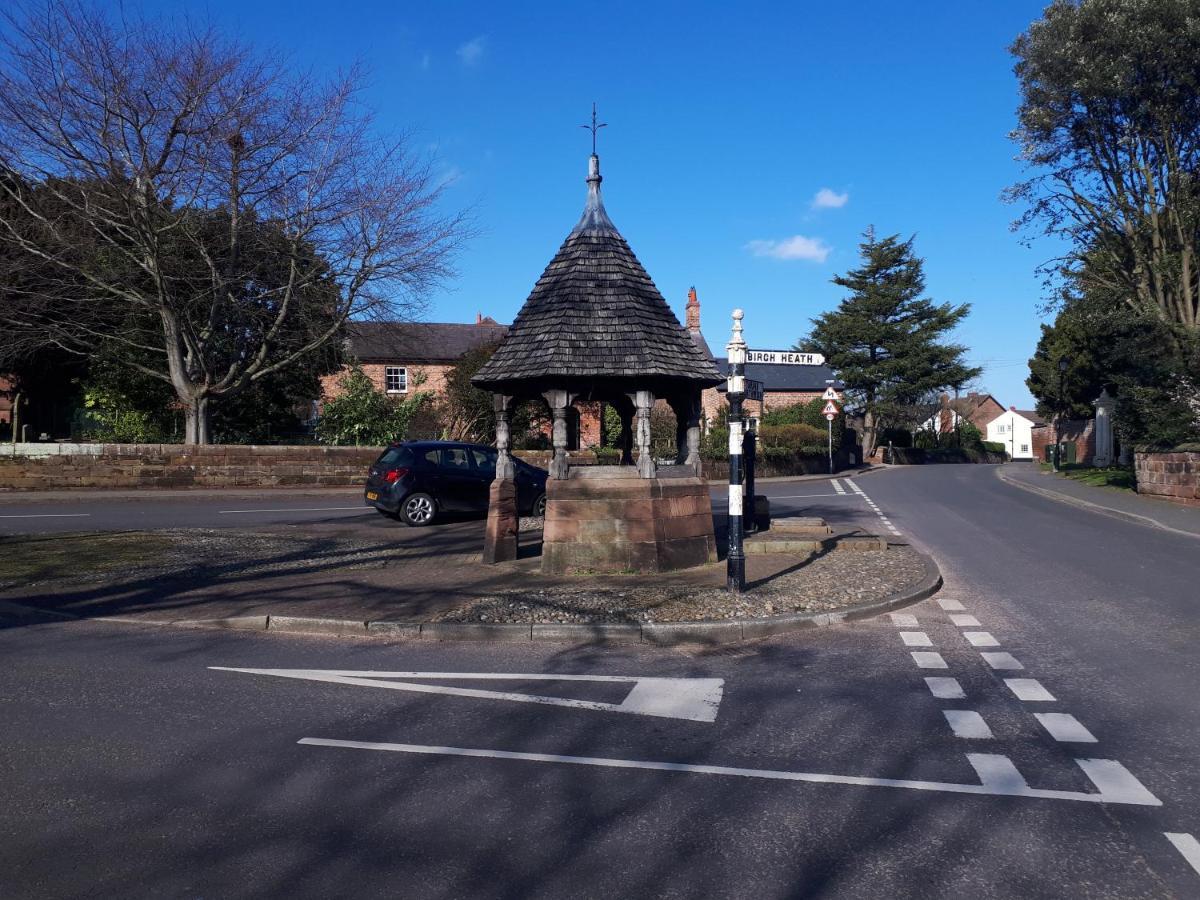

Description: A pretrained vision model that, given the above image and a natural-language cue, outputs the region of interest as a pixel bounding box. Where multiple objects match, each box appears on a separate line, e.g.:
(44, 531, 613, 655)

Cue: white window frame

(384, 366, 408, 394)
(1020, 443, 1029, 454)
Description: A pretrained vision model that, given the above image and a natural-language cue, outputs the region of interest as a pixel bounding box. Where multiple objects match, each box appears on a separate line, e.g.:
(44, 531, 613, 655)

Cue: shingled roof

(473, 154, 722, 394)
(345, 320, 508, 363)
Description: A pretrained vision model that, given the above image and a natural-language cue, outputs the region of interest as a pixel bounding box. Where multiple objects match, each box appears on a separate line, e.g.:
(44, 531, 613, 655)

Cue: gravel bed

(432, 545, 927, 624)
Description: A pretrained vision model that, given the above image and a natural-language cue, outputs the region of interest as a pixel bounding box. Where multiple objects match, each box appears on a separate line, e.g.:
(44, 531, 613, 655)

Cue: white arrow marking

(210, 668, 724, 723)
(296, 740, 1162, 807)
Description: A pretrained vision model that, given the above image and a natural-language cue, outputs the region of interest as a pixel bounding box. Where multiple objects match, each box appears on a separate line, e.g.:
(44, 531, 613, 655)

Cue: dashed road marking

(298, 739, 1161, 805)
(0, 513, 91, 519)
(949, 614, 981, 627)
(964, 631, 1001, 648)
(925, 677, 965, 699)
(843, 478, 902, 536)
(900, 631, 933, 647)
(1164, 833, 1200, 876)
(943, 710, 995, 739)
(911, 652, 949, 669)
(980, 652, 1025, 671)
(1005, 678, 1056, 702)
(937, 598, 966, 611)
(832, 479, 846, 494)
(889, 613, 919, 627)
(1034, 713, 1098, 743)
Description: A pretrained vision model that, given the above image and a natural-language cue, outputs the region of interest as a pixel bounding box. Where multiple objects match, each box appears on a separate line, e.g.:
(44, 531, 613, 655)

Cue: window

(471, 448, 498, 478)
(1020, 444, 1029, 454)
(995, 423, 1008, 434)
(385, 366, 407, 393)
(439, 447, 471, 471)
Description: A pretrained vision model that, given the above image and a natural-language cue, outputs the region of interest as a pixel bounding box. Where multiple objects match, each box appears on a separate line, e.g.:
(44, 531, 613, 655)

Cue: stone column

(670, 395, 703, 475)
(1093, 388, 1115, 467)
(542, 389, 573, 480)
(630, 389, 656, 479)
(482, 394, 518, 564)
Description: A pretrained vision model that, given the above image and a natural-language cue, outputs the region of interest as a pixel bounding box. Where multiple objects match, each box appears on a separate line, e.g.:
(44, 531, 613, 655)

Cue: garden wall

(887, 447, 1007, 465)
(1134, 450, 1200, 506)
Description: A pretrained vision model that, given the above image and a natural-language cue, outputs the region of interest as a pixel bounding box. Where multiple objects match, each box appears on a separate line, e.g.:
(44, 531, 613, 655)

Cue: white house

(986, 407, 1044, 460)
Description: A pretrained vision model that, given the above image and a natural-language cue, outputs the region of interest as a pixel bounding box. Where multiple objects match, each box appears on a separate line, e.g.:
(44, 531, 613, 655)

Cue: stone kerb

(1134, 450, 1200, 505)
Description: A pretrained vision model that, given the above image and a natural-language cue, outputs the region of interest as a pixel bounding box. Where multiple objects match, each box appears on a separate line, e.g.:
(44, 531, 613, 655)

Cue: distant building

(921, 392, 1007, 435)
(986, 407, 1046, 460)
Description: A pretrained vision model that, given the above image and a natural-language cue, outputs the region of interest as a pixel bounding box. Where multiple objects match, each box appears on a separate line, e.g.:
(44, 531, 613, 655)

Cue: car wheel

(400, 492, 436, 526)
(531, 492, 547, 518)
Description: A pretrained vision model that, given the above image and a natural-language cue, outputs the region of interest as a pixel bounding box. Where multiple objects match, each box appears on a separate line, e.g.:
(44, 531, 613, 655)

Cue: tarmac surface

(2, 464, 1199, 898)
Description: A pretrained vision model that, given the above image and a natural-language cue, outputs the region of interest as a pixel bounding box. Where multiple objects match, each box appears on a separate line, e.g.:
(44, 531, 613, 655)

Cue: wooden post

(542, 389, 573, 480)
(632, 390, 656, 479)
(482, 394, 519, 564)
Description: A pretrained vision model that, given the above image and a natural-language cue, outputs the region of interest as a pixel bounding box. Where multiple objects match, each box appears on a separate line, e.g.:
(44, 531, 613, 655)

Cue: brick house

(1031, 417, 1096, 465)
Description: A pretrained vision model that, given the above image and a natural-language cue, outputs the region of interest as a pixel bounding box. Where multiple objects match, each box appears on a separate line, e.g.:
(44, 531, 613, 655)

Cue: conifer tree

(804, 230, 980, 458)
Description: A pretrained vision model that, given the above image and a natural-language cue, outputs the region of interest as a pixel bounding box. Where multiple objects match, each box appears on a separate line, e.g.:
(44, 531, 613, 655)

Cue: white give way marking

(211, 668, 725, 723)
(298, 739, 1161, 807)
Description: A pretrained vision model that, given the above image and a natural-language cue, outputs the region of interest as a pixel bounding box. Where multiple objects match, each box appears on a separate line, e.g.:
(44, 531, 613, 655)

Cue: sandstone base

(482, 479, 519, 564)
(541, 466, 717, 575)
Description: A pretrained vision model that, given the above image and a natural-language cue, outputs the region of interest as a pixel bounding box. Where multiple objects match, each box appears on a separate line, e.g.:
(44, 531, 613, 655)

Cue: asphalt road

(2, 465, 1199, 898)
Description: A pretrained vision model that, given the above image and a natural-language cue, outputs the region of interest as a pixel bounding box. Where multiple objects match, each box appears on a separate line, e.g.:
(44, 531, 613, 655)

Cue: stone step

(769, 516, 833, 536)
(744, 534, 888, 555)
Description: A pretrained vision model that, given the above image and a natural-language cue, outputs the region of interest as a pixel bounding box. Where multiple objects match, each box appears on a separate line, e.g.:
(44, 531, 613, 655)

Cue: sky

(112, 0, 1059, 408)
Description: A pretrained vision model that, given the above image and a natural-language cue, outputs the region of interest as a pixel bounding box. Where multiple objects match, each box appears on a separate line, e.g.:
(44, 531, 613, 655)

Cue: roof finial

(580, 101, 607, 156)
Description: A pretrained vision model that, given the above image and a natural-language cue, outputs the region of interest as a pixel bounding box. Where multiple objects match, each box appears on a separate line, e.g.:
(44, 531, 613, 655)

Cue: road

(2, 465, 1199, 898)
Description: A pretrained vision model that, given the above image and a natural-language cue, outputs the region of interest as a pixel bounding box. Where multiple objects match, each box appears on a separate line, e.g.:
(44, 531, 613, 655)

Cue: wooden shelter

(473, 150, 722, 572)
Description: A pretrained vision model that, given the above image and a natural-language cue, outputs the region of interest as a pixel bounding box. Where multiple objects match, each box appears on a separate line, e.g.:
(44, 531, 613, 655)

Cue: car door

(468, 447, 498, 511)
(436, 445, 477, 511)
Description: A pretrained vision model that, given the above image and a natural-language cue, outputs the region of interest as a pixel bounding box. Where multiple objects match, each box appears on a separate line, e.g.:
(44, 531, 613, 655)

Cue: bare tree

(0, 2, 468, 443)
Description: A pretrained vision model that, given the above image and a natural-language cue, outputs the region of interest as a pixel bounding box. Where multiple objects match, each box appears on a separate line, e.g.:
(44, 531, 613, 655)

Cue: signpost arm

(726, 309, 747, 594)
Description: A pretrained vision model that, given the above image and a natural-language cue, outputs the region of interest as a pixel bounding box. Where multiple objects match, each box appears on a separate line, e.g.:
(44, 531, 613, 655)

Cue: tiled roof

(473, 156, 722, 391)
(716, 361, 841, 393)
(346, 321, 509, 363)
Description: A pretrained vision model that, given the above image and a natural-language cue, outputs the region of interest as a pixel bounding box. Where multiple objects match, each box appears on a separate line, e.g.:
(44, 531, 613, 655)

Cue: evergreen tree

(804, 230, 980, 457)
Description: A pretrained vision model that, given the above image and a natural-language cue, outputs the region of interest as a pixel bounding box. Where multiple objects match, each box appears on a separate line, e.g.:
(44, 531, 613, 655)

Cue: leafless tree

(0, 2, 468, 443)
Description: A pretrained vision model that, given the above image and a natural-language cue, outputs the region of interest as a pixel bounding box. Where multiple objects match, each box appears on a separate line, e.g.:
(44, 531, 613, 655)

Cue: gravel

(432, 544, 928, 624)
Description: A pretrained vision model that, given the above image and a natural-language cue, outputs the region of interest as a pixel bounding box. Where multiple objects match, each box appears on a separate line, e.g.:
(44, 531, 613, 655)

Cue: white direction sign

(747, 349, 826, 366)
(822, 386, 841, 401)
(212, 668, 725, 723)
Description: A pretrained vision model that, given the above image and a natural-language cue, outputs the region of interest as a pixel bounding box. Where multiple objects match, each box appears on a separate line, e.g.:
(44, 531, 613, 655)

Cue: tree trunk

(184, 395, 212, 445)
(861, 409, 877, 460)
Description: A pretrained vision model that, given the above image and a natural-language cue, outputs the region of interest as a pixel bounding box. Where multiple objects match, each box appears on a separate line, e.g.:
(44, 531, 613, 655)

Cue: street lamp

(1054, 357, 1068, 472)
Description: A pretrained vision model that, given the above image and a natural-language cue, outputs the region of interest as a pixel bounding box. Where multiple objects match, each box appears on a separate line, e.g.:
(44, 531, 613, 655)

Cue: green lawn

(1040, 462, 1137, 492)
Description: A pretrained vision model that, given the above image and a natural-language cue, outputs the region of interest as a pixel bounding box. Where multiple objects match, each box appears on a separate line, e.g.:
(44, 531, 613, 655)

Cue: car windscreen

(375, 446, 413, 467)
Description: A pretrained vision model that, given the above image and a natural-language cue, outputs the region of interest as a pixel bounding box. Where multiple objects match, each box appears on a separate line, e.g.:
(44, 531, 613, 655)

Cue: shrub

(981, 440, 1008, 457)
(594, 446, 621, 465)
(316, 366, 432, 446)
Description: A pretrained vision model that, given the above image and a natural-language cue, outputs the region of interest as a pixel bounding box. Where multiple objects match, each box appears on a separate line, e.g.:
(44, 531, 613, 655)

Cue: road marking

(937, 598, 966, 611)
(900, 631, 933, 647)
(0, 513, 91, 519)
(943, 710, 994, 739)
(297, 739, 1160, 806)
(911, 652, 948, 669)
(832, 479, 846, 494)
(963, 631, 1000, 648)
(759, 493, 853, 500)
(889, 613, 919, 627)
(1164, 833, 1200, 876)
(210, 668, 724, 723)
(218, 507, 370, 514)
(1005, 678, 1056, 702)
(1034, 713, 1098, 743)
(925, 677, 965, 699)
(949, 614, 981, 627)
(980, 652, 1025, 671)
(1074, 758, 1161, 805)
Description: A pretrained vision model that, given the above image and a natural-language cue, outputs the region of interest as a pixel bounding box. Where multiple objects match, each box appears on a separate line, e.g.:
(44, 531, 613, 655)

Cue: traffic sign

(822, 386, 841, 401)
(745, 379, 764, 402)
(746, 350, 826, 366)
(822, 400, 840, 416)
(824, 412, 836, 421)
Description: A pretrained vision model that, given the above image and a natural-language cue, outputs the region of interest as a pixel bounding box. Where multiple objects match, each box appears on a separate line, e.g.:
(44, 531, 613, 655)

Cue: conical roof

(473, 154, 723, 394)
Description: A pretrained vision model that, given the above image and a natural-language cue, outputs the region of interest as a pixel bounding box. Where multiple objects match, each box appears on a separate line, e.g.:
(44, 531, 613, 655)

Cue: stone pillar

(630, 389, 656, 479)
(670, 395, 703, 475)
(1093, 388, 1115, 467)
(542, 389, 573, 480)
(482, 393, 518, 564)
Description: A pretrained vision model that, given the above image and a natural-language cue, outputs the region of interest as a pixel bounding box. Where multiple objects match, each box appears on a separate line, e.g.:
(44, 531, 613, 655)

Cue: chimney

(475, 312, 483, 325)
(685, 286, 701, 333)
(1010, 405, 1016, 411)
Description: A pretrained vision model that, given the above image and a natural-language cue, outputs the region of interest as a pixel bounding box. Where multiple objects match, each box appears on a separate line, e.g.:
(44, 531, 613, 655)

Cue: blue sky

(131, 0, 1056, 407)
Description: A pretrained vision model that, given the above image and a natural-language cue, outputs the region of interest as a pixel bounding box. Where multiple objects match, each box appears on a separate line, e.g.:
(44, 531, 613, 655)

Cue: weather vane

(580, 102, 607, 155)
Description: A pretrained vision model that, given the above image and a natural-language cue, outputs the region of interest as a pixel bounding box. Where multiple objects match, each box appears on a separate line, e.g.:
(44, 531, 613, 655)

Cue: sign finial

(580, 102, 607, 155)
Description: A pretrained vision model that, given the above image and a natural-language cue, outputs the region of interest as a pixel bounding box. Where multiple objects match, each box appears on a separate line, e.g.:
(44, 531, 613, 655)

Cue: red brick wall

(1134, 450, 1200, 505)
(1031, 419, 1095, 464)
(319, 363, 455, 404)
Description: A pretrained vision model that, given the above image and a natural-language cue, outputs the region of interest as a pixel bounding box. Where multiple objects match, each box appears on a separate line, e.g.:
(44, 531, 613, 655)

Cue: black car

(364, 441, 548, 526)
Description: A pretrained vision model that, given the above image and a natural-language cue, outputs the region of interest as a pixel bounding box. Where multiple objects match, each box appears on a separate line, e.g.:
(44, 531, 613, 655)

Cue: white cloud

(420, 52, 431, 71)
(812, 188, 849, 209)
(745, 235, 832, 263)
(456, 36, 486, 66)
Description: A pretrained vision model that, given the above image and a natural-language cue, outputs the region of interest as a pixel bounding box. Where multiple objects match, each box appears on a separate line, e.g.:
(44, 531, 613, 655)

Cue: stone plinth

(482, 479, 519, 564)
(541, 466, 717, 574)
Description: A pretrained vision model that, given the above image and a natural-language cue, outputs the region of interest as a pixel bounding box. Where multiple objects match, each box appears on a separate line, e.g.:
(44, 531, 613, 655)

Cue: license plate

(366, 491, 379, 501)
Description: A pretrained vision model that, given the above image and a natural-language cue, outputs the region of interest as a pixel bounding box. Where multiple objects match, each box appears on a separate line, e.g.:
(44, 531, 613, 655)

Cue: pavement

(2, 464, 1200, 897)
(997, 462, 1200, 539)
